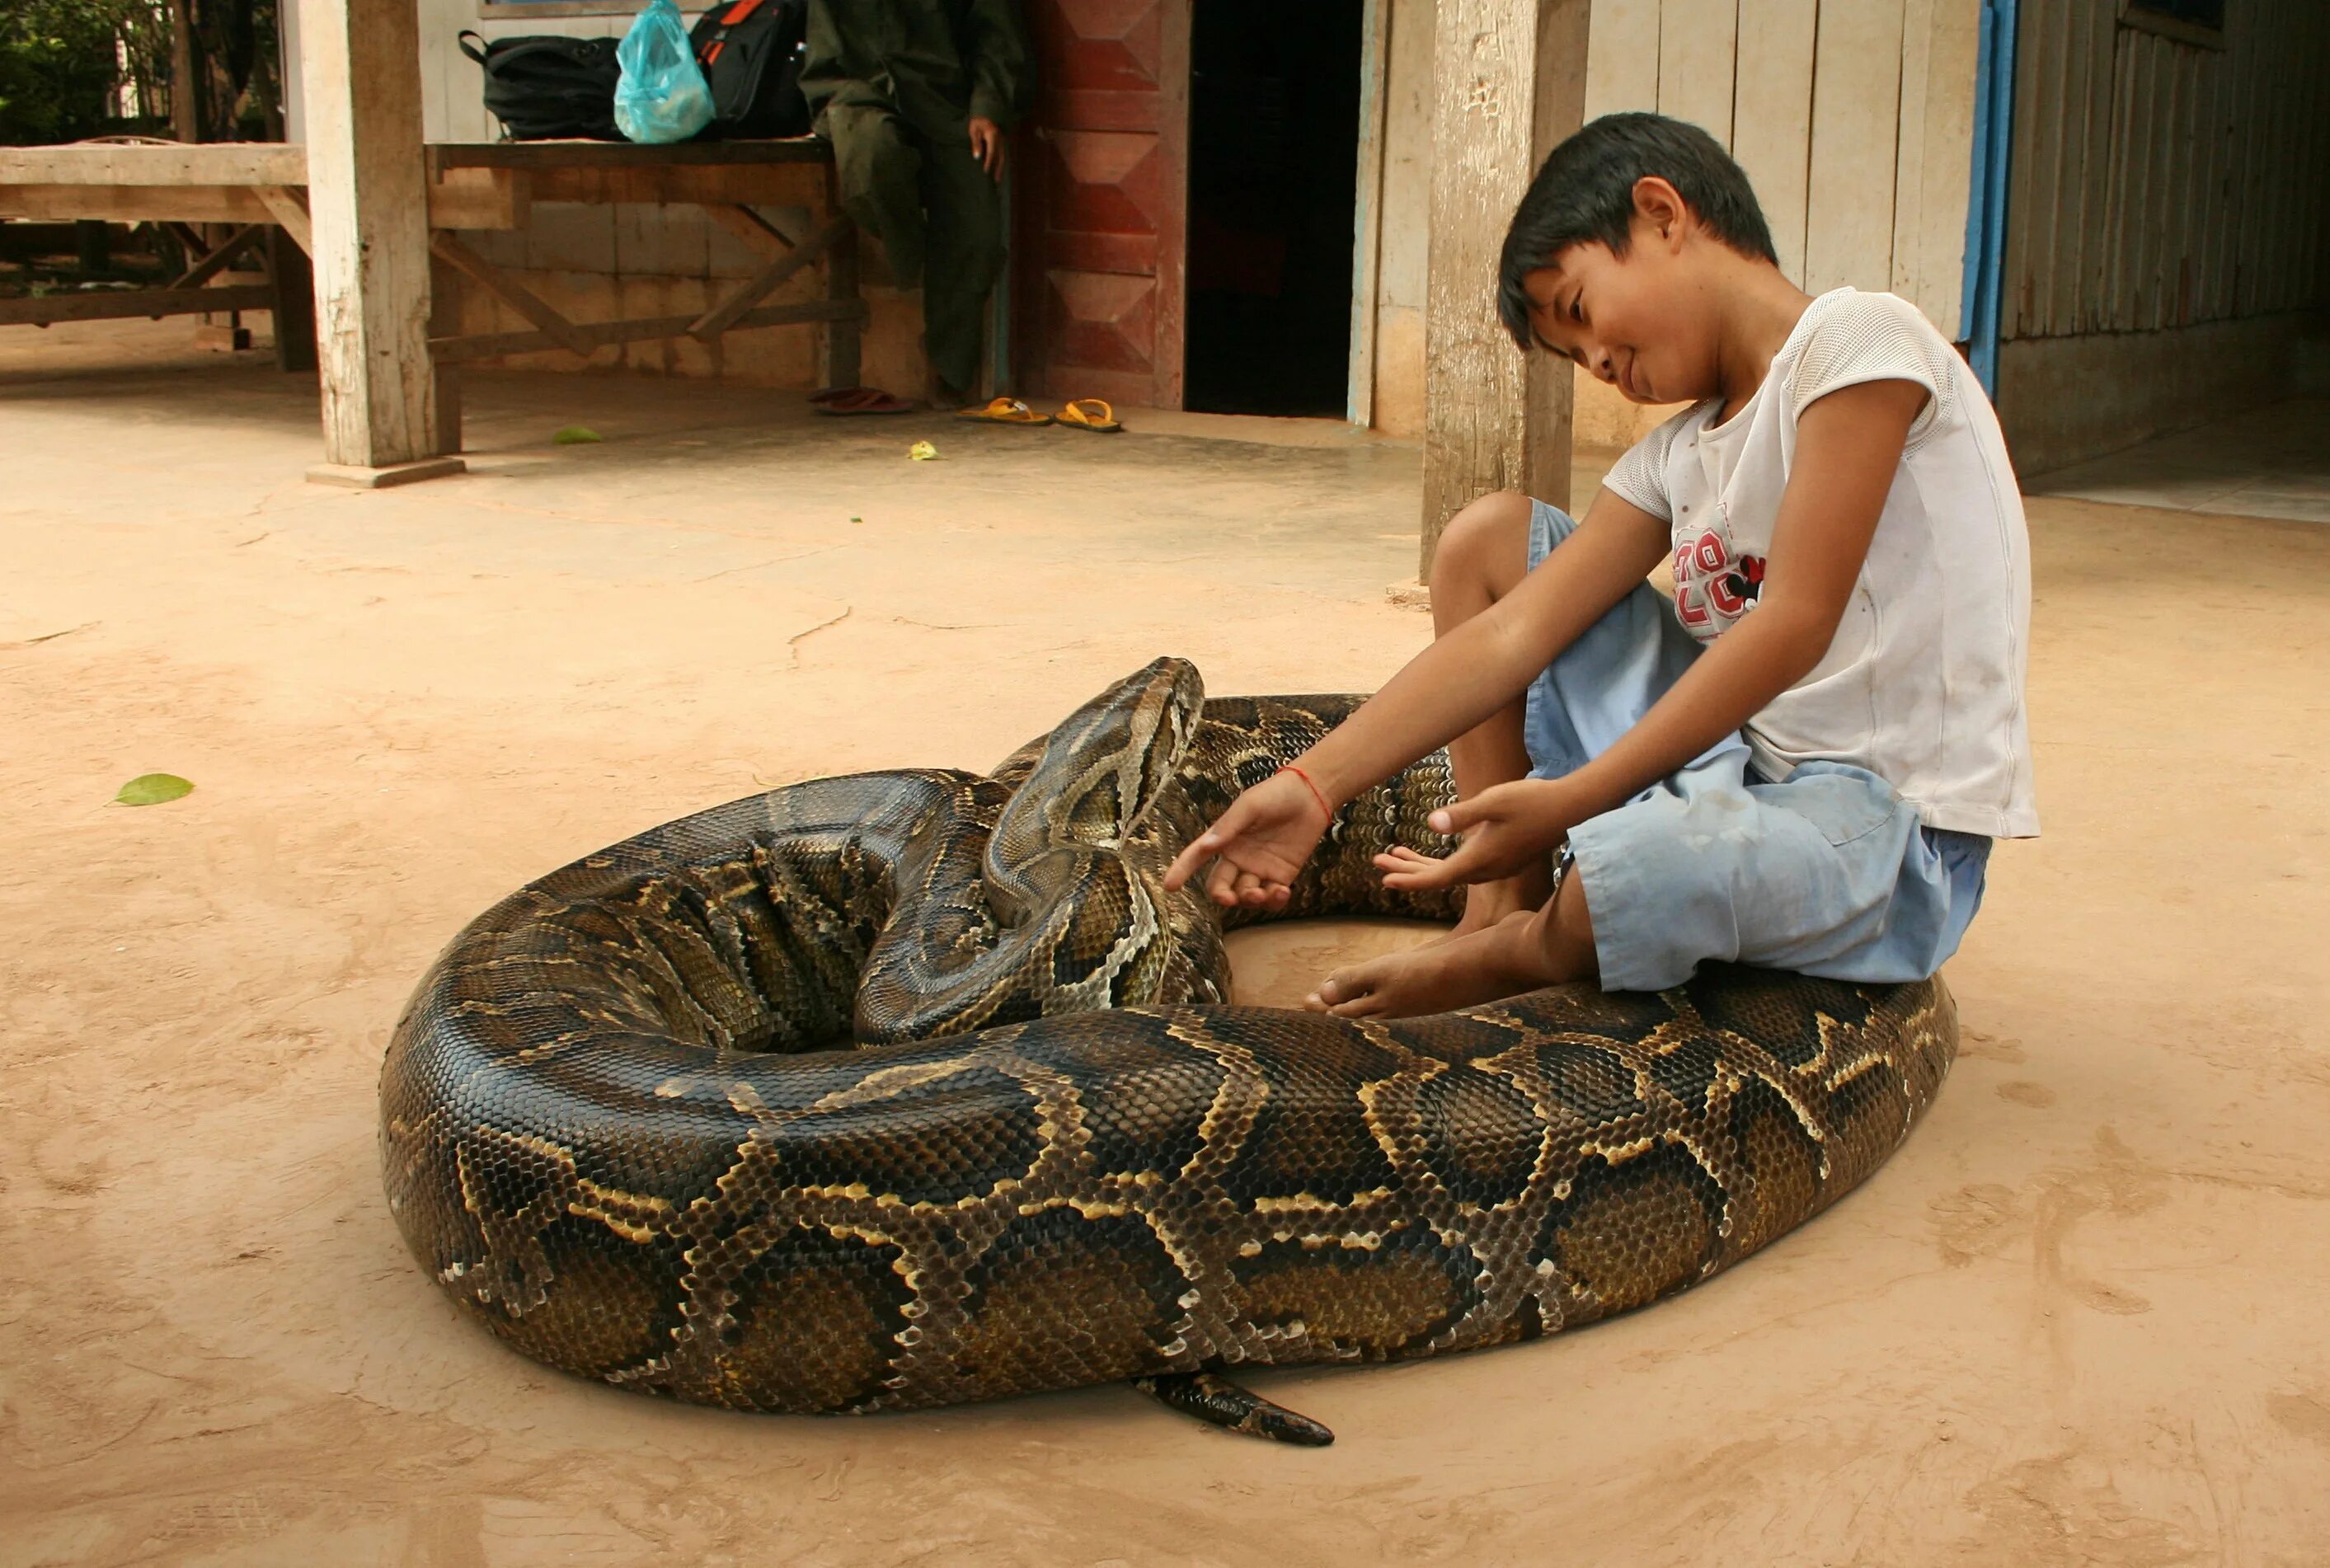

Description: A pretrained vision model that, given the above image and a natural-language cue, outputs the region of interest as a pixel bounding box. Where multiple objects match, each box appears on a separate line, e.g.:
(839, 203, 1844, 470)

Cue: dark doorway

(1182, 1, 1363, 417)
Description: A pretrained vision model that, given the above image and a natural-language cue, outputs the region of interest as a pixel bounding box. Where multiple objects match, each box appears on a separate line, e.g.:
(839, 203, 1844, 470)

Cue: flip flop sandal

(806, 386, 860, 406)
(1057, 397, 1123, 433)
(955, 397, 1055, 426)
(813, 387, 917, 416)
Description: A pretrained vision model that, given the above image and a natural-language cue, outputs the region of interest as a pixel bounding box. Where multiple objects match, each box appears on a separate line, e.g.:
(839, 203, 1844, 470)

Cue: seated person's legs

(824, 101, 928, 289)
(916, 132, 1005, 405)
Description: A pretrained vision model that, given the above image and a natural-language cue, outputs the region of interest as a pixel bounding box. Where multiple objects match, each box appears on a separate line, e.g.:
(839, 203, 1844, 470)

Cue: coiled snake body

(382, 658, 1955, 1443)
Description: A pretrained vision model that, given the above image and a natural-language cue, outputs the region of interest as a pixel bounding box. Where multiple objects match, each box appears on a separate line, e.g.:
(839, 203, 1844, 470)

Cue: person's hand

(1374, 777, 1585, 893)
(1161, 771, 1332, 910)
(968, 116, 1007, 180)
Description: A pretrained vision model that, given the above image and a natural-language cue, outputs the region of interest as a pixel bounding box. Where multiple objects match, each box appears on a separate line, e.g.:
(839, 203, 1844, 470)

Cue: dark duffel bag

(458, 31, 622, 142)
(688, 0, 810, 139)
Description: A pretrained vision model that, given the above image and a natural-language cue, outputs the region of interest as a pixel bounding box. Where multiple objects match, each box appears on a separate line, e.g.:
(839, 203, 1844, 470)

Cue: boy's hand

(1161, 772, 1331, 910)
(1374, 777, 1585, 892)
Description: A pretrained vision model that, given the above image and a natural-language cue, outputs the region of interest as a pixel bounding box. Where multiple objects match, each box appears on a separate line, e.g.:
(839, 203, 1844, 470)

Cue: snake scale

(382, 657, 1956, 1444)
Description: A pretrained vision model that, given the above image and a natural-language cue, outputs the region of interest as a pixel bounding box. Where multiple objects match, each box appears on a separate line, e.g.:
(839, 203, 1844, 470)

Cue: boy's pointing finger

(1162, 833, 1219, 891)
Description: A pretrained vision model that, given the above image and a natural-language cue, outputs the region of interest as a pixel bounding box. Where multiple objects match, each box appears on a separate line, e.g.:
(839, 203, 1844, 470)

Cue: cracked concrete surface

(2, 322, 2328, 1566)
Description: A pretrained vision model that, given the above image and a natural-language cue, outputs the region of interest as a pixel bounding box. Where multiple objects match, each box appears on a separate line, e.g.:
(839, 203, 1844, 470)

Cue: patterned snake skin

(382, 657, 1956, 1443)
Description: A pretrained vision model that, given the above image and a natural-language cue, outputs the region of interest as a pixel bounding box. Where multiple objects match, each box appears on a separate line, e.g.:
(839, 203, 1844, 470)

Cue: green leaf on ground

(552, 425, 604, 445)
(909, 441, 940, 462)
(115, 772, 194, 806)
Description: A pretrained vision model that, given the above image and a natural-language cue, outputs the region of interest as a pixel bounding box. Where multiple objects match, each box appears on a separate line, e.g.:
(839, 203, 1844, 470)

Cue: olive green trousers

(821, 101, 1002, 397)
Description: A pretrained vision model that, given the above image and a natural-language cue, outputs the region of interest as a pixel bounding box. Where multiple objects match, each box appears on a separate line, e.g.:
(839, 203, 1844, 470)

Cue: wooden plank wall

(2003, 0, 2330, 342)
(1578, 0, 1978, 338)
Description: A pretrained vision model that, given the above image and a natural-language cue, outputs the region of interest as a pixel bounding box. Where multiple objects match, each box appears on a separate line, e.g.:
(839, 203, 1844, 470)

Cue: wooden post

(167, 0, 204, 143)
(1419, 0, 1590, 577)
(267, 224, 317, 373)
(427, 250, 463, 456)
(295, 0, 461, 485)
(1347, 0, 1391, 428)
(824, 216, 862, 393)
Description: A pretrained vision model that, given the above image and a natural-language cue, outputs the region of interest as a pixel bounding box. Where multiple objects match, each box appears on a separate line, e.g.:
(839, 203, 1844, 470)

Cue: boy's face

(1522, 198, 1721, 406)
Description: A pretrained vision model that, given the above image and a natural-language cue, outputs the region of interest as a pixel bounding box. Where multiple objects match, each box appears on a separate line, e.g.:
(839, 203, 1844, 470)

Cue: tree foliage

(0, 0, 149, 144)
(0, 0, 275, 146)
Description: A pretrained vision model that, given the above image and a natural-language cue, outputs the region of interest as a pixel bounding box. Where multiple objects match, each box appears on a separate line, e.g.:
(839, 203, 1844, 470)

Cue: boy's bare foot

(1304, 910, 1554, 1019)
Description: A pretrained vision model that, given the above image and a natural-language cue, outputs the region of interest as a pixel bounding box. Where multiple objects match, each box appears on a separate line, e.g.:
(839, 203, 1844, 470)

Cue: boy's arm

(1299, 491, 1674, 804)
(1383, 378, 1928, 890)
(1162, 491, 1670, 906)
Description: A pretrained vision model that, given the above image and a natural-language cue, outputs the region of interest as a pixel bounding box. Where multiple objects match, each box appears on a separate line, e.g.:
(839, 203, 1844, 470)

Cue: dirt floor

(3, 324, 2328, 1566)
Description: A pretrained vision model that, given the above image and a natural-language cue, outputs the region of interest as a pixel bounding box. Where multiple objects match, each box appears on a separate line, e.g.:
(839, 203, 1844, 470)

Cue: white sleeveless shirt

(1602, 288, 2039, 838)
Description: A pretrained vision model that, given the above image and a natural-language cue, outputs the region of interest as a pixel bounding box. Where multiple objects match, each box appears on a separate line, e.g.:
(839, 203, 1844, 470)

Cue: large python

(382, 657, 1955, 1444)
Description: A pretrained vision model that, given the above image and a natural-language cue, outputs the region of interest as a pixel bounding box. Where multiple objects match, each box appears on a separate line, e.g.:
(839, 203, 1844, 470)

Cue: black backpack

(688, 0, 811, 139)
(458, 31, 622, 142)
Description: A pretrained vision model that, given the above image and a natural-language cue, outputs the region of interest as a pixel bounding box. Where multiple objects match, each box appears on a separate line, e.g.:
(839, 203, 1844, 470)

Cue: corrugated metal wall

(2003, 0, 2330, 342)
(1583, 0, 1980, 339)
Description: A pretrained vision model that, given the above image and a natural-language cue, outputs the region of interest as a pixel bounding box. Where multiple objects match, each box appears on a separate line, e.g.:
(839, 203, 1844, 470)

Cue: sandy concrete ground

(3, 325, 2328, 1566)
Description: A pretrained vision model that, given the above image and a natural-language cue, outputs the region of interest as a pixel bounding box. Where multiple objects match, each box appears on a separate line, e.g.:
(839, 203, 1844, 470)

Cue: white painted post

(295, 0, 461, 484)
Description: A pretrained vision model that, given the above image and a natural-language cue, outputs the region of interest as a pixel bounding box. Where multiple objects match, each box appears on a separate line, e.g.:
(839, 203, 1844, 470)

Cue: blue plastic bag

(614, 0, 713, 144)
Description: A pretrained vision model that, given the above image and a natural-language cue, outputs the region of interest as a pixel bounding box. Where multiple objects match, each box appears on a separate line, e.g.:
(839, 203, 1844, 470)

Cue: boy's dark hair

(1496, 112, 1778, 350)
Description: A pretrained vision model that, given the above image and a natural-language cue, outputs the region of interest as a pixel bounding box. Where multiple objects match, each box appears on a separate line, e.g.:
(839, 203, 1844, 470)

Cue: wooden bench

(0, 139, 864, 455)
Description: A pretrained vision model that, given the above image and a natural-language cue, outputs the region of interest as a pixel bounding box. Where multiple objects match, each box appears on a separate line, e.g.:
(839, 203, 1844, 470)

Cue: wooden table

(0, 143, 319, 369)
(0, 139, 865, 454)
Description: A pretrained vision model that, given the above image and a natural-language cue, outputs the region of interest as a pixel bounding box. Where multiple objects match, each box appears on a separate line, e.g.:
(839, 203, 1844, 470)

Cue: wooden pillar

(295, 0, 461, 484)
(267, 224, 317, 373)
(824, 221, 862, 393)
(1419, 0, 1590, 577)
(167, 0, 204, 143)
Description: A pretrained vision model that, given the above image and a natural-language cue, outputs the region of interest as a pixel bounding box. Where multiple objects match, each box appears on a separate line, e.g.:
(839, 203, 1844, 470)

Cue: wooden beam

(427, 231, 594, 359)
(426, 167, 529, 231)
(253, 187, 312, 255)
(510, 162, 829, 209)
(688, 213, 849, 340)
(0, 185, 280, 225)
(0, 284, 275, 327)
(702, 204, 801, 259)
(0, 144, 308, 186)
(427, 141, 833, 172)
(1419, 0, 1590, 575)
(169, 223, 266, 288)
(295, 0, 443, 469)
(430, 298, 867, 364)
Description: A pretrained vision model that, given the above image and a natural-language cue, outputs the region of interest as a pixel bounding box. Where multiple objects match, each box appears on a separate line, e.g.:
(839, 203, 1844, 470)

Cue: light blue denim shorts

(1523, 500, 1989, 992)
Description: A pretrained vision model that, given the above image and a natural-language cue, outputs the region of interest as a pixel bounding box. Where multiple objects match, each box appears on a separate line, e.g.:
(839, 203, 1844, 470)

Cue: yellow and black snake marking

(381, 658, 1956, 1444)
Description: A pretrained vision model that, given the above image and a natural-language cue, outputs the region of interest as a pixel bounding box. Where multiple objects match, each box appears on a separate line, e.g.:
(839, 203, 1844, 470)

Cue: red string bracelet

(1276, 763, 1334, 824)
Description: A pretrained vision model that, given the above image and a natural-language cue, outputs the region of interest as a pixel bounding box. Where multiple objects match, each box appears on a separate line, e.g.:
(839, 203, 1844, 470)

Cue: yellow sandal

(1057, 397, 1123, 433)
(955, 397, 1054, 425)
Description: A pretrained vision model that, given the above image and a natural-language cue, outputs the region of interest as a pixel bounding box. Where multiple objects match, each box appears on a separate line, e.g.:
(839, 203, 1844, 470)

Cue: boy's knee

(1432, 491, 1534, 588)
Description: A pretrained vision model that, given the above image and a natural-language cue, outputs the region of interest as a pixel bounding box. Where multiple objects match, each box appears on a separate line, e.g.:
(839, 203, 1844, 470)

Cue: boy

(1161, 112, 2036, 1016)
